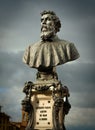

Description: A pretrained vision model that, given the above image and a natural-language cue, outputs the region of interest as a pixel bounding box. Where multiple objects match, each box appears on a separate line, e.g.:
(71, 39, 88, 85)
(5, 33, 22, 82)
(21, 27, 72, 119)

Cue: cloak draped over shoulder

(23, 36, 80, 69)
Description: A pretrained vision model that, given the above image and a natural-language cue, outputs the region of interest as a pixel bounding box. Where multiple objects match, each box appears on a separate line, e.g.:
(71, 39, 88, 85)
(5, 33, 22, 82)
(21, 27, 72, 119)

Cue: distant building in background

(9, 122, 21, 130)
(0, 105, 20, 130)
(0, 105, 27, 130)
(0, 110, 10, 130)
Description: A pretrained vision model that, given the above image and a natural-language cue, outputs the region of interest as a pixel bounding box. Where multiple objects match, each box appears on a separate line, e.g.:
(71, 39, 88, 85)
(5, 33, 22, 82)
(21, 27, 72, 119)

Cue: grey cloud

(0, 0, 23, 27)
(62, 0, 95, 18)
(57, 62, 95, 92)
(0, 51, 36, 121)
(70, 92, 95, 108)
(0, 51, 36, 88)
(57, 62, 95, 108)
(1, 0, 95, 27)
(66, 125, 95, 130)
(66, 107, 95, 128)
(0, 86, 23, 121)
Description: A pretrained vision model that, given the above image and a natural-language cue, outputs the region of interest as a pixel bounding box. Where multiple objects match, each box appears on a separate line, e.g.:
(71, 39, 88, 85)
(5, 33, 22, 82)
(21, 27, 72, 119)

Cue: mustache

(41, 25, 48, 31)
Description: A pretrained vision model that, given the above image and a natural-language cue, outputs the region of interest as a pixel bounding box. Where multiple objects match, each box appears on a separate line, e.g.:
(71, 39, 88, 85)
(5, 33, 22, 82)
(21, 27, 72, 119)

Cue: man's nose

(42, 19, 46, 24)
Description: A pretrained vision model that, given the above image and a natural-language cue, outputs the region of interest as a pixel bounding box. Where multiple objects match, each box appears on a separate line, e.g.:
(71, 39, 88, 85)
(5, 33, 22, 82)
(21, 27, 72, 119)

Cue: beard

(40, 25, 55, 41)
(40, 31, 54, 41)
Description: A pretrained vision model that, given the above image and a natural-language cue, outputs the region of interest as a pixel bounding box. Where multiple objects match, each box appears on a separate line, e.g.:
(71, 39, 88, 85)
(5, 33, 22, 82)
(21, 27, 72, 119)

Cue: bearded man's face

(40, 14, 56, 41)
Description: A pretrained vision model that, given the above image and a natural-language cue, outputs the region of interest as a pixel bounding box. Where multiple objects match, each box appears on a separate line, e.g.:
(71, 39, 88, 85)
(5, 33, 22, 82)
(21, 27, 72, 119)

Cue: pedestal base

(22, 79, 71, 130)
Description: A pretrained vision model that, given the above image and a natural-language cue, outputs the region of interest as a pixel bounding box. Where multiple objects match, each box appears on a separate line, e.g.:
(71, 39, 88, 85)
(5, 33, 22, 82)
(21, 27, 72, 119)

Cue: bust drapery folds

(23, 36, 80, 69)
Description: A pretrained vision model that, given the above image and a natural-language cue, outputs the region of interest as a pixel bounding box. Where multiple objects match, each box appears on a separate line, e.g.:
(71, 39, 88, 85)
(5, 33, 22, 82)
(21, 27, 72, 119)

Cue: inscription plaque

(31, 94, 53, 129)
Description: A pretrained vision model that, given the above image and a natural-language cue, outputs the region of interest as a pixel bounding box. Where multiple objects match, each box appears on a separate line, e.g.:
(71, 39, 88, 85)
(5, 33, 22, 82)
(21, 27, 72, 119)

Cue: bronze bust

(23, 10, 80, 73)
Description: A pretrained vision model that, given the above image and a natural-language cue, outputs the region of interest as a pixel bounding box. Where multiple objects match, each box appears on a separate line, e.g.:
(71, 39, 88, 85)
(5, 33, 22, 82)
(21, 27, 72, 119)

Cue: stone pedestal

(22, 77, 71, 130)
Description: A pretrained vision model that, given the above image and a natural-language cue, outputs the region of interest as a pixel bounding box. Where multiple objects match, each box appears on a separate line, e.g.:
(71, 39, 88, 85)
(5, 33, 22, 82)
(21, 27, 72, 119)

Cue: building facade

(0, 112, 10, 130)
(0, 106, 27, 130)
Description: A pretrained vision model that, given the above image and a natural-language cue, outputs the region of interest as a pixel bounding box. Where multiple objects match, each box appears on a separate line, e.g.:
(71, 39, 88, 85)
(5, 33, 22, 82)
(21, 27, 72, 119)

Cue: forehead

(41, 14, 53, 19)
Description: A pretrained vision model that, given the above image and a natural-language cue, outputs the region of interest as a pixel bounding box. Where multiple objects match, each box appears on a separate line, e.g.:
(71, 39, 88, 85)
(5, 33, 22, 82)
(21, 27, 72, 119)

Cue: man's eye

(41, 18, 43, 22)
(47, 18, 51, 21)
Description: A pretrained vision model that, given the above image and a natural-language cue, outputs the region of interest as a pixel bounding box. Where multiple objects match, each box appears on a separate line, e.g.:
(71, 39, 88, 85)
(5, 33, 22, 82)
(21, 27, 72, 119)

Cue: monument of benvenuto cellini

(21, 10, 80, 130)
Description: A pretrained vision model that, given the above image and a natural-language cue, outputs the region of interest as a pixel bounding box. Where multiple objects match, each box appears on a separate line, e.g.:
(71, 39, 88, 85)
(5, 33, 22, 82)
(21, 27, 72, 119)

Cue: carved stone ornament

(22, 81, 71, 130)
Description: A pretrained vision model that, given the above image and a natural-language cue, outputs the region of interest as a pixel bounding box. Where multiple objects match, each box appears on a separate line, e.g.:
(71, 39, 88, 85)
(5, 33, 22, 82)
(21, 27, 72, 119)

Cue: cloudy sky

(0, 0, 95, 130)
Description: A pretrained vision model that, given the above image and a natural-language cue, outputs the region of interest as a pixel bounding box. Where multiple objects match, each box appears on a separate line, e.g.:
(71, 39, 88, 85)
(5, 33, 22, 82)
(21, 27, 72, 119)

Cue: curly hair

(41, 10, 61, 33)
